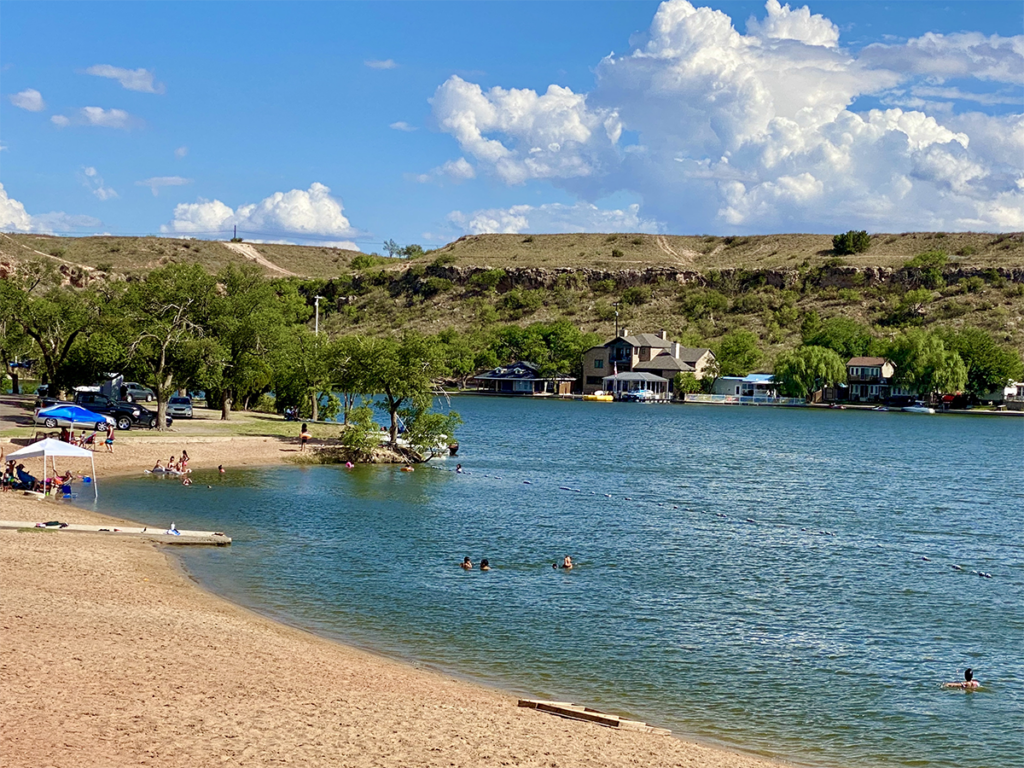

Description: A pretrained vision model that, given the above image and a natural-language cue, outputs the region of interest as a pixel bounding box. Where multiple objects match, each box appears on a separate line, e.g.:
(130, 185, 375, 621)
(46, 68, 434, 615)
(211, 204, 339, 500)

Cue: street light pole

(314, 295, 325, 335)
(613, 301, 620, 338)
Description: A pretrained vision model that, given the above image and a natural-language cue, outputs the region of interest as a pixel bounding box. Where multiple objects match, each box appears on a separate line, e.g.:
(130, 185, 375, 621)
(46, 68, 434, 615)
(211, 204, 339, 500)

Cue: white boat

(902, 402, 935, 414)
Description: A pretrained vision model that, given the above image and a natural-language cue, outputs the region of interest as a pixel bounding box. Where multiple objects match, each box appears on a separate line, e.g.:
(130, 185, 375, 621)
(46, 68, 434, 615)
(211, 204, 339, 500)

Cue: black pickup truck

(70, 392, 173, 430)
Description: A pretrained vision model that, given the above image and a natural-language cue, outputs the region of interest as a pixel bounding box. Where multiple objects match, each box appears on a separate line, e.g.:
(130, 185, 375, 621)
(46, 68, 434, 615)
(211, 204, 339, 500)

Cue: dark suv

(73, 392, 173, 430)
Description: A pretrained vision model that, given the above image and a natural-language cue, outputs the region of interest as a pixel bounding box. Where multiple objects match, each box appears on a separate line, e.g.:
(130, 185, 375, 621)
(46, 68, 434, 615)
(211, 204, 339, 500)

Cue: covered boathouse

(473, 361, 575, 396)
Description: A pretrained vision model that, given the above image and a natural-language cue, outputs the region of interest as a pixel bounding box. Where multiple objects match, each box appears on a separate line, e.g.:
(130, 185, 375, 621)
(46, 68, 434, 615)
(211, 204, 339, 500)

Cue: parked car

(167, 395, 193, 418)
(73, 392, 172, 430)
(33, 405, 115, 432)
(122, 382, 156, 402)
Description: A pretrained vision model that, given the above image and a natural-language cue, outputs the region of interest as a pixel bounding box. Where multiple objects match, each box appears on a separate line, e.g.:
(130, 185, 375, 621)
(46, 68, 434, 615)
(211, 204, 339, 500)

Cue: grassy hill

(3, 230, 1022, 358)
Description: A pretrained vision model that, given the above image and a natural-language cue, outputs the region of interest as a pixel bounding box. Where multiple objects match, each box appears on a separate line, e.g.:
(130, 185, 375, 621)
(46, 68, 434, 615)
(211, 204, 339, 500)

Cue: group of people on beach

(57, 424, 116, 453)
(1, 456, 77, 496)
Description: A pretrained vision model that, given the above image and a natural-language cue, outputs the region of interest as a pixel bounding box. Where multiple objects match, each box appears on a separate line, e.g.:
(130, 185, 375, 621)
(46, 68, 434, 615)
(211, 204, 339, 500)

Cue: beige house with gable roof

(582, 329, 715, 395)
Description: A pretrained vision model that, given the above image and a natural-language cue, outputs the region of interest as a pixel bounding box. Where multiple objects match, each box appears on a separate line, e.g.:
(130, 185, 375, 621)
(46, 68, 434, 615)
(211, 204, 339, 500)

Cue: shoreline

(0, 433, 800, 768)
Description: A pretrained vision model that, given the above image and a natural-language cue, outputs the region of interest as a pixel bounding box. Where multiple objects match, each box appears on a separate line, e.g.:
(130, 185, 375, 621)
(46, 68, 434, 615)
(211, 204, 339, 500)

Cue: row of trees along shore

(1, 260, 1021, 436)
(0, 261, 602, 447)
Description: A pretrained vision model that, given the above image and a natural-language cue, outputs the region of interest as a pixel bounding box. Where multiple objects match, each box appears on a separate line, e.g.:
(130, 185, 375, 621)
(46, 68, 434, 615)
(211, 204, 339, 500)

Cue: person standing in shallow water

(300, 423, 311, 452)
(943, 668, 980, 689)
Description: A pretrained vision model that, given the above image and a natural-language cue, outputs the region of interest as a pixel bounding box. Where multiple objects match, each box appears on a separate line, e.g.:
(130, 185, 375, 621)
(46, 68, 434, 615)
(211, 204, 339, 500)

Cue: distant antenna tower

(233, 225, 237, 239)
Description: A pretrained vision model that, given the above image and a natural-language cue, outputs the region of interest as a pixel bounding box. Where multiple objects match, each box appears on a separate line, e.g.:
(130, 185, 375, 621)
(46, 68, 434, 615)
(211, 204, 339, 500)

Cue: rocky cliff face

(413, 264, 1024, 292)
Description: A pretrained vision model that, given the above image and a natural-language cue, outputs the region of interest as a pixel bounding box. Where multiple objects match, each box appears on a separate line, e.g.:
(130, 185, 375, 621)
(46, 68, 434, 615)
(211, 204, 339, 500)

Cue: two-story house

(582, 329, 715, 394)
(846, 356, 896, 402)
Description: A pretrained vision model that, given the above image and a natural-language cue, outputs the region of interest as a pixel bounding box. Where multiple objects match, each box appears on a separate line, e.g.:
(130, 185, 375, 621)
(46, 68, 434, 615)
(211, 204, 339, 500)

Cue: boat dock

(0, 520, 232, 545)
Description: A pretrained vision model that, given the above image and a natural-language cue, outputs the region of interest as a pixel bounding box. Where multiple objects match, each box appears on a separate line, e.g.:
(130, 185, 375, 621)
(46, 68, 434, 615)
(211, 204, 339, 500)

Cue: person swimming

(480, 558, 490, 571)
(561, 555, 573, 570)
(455, 464, 463, 473)
(943, 668, 980, 689)
(460, 556, 473, 570)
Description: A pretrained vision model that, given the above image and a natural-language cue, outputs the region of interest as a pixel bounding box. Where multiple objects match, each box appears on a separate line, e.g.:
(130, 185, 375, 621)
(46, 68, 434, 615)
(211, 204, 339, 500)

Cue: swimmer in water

(561, 555, 573, 570)
(480, 559, 490, 571)
(943, 668, 980, 689)
(455, 464, 463, 473)
(218, 465, 225, 474)
(460, 556, 473, 570)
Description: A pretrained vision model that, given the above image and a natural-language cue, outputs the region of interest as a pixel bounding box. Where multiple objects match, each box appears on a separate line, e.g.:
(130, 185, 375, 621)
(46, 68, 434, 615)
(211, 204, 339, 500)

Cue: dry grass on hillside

(417, 231, 1024, 272)
(0, 234, 364, 280)
(3, 231, 1021, 282)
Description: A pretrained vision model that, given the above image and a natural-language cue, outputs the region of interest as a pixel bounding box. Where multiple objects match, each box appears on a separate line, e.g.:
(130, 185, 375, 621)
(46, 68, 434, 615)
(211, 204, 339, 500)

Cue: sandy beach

(1, 430, 793, 768)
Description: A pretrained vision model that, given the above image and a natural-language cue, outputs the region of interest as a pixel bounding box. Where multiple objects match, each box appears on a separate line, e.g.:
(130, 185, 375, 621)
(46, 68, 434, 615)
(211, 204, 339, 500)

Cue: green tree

(940, 327, 1024, 396)
(773, 346, 847, 398)
(273, 328, 336, 421)
(715, 329, 762, 377)
(398, 405, 463, 457)
(802, 316, 875, 360)
(118, 263, 218, 429)
(887, 329, 967, 397)
(672, 372, 702, 397)
(339, 403, 380, 459)
(210, 264, 307, 419)
(361, 333, 449, 445)
(832, 230, 871, 255)
(0, 281, 32, 394)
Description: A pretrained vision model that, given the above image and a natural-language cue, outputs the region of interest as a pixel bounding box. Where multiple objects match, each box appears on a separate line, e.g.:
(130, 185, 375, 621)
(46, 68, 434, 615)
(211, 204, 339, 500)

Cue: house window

(513, 380, 534, 392)
(586, 376, 603, 386)
(594, 359, 604, 369)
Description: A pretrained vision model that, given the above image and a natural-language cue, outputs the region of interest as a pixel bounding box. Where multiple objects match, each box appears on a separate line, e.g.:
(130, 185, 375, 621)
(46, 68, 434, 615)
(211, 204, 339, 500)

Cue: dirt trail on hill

(222, 241, 297, 276)
(655, 235, 699, 266)
(1, 233, 96, 273)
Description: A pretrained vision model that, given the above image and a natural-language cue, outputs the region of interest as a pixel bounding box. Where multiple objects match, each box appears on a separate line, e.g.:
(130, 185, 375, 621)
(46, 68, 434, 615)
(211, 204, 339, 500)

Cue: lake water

(81, 398, 1024, 768)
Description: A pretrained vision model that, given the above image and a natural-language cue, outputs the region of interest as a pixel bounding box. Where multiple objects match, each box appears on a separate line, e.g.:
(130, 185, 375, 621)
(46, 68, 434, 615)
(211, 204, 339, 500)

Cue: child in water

(943, 669, 980, 689)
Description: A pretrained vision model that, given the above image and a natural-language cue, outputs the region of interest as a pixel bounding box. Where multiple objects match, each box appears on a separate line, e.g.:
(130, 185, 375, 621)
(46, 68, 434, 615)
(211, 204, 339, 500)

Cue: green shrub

(350, 254, 377, 270)
(981, 268, 1005, 287)
(611, 248, 624, 258)
(832, 230, 871, 255)
(592, 279, 616, 294)
(837, 289, 863, 303)
(522, 235, 534, 243)
(731, 293, 767, 314)
(432, 253, 456, 266)
(621, 286, 651, 306)
(961, 276, 985, 294)
(680, 289, 729, 320)
(905, 250, 948, 269)
(631, 237, 644, 245)
(958, 245, 977, 257)
(469, 268, 506, 291)
(419, 277, 453, 297)
(50, 247, 67, 258)
(594, 301, 617, 321)
(500, 288, 543, 316)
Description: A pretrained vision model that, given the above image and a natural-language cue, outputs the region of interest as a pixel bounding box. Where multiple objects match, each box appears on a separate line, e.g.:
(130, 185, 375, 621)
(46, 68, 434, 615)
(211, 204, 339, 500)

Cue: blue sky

(2, 1, 1022, 251)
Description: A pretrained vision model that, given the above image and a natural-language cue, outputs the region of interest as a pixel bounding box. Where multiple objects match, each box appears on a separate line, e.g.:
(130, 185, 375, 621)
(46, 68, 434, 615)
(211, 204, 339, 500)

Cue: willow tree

(773, 346, 847, 398)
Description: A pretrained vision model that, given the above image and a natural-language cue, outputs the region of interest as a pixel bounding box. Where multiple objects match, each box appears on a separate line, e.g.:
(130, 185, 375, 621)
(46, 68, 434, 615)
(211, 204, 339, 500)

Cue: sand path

(222, 241, 298, 277)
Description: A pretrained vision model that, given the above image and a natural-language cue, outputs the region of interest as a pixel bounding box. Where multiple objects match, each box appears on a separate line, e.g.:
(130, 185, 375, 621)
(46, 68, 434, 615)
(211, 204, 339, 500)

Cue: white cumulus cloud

(175, 146, 189, 158)
(51, 115, 70, 127)
(137, 176, 193, 196)
(0, 183, 102, 233)
(390, 121, 417, 132)
(162, 182, 359, 247)
(10, 88, 45, 111)
(85, 64, 165, 93)
(429, 0, 1024, 233)
(447, 202, 660, 235)
(365, 59, 398, 70)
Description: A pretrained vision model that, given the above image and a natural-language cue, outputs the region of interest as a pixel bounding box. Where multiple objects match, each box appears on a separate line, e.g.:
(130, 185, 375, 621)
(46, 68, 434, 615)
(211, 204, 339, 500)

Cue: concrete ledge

(0, 520, 231, 545)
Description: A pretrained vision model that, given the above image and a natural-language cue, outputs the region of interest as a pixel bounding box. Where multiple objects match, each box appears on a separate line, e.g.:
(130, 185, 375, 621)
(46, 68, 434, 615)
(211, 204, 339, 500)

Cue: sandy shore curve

(1, 434, 795, 768)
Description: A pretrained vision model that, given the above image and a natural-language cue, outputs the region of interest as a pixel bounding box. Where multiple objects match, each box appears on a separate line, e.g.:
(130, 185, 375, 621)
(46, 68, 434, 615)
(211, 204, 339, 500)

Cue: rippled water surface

(86, 399, 1024, 768)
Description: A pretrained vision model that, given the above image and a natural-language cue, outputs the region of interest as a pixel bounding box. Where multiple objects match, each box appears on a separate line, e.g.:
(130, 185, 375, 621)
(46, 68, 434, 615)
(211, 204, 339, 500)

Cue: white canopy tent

(6, 438, 98, 500)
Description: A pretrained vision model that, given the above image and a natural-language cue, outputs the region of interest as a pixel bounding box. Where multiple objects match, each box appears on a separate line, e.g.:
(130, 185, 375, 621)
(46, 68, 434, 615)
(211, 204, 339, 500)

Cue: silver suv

(167, 395, 193, 418)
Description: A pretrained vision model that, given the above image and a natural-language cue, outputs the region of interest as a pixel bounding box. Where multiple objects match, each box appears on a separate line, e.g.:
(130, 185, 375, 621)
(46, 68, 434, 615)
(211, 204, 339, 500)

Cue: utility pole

(233, 225, 237, 240)
(314, 295, 325, 335)
(613, 301, 620, 338)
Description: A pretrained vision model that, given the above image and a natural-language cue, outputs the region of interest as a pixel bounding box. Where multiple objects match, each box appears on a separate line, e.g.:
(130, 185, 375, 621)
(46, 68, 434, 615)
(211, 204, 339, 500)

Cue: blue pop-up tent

(36, 405, 112, 431)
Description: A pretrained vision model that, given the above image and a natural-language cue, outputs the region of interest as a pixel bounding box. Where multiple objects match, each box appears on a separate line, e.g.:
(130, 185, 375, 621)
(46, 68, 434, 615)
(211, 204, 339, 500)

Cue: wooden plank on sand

(517, 699, 669, 734)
